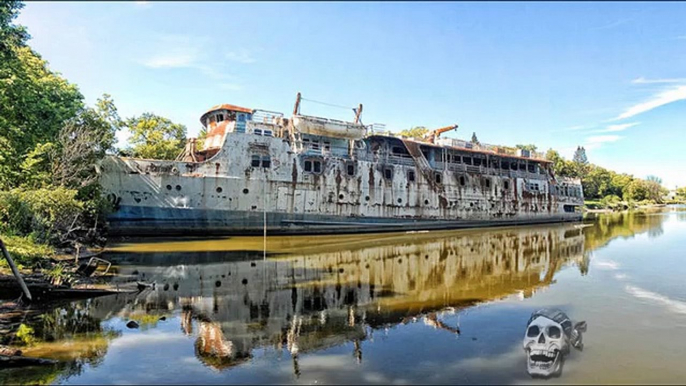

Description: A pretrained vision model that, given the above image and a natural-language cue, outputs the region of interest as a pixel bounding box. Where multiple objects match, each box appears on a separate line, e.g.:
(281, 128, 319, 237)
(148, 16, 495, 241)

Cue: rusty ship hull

(100, 100, 584, 236)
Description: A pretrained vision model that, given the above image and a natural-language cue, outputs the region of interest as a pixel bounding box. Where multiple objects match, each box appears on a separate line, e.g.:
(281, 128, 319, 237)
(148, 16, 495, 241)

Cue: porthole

(365, 196, 370, 201)
(175, 185, 181, 191)
(339, 194, 345, 200)
(397, 198, 402, 204)
(166, 185, 172, 190)
(216, 187, 223, 193)
(424, 199, 430, 205)
(243, 188, 249, 194)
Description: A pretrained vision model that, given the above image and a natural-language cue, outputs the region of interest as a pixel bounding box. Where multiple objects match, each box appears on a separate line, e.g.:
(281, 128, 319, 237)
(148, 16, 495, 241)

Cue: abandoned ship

(99, 93, 584, 236)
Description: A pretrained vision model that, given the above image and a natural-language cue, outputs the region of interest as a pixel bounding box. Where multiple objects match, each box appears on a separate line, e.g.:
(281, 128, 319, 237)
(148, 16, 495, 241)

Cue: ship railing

(252, 109, 284, 124)
(366, 123, 387, 135)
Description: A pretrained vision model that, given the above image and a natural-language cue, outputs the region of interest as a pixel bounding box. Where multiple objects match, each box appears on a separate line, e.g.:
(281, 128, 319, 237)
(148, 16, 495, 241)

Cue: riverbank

(584, 199, 683, 213)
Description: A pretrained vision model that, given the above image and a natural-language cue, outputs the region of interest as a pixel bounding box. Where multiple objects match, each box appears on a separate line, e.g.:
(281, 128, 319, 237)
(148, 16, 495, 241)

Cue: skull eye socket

(547, 326, 561, 339)
(527, 325, 540, 337)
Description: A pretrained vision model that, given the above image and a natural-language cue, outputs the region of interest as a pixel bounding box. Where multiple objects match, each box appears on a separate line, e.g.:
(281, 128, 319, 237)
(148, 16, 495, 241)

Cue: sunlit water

(2, 207, 686, 384)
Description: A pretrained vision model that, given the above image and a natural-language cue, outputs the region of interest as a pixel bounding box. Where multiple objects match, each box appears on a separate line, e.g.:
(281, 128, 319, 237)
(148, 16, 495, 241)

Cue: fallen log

(0, 355, 58, 367)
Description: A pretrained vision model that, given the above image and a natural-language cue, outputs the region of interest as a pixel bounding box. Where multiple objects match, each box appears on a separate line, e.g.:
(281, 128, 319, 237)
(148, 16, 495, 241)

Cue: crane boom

(425, 124, 459, 143)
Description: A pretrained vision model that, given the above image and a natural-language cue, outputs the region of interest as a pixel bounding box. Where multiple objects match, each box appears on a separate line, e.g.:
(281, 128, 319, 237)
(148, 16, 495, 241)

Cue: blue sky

(16, 1, 686, 188)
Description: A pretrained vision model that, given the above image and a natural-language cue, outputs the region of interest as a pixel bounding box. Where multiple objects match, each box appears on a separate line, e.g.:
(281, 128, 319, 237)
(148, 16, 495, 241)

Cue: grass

(0, 233, 54, 272)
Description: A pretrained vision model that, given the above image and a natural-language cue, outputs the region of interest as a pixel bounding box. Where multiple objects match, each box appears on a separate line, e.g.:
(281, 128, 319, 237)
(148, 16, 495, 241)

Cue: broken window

(313, 161, 322, 173)
(501, 160, 510, 170)
(473, 158, 482, 167)
(262, 156, 271, 168)
(251, 155, 261, 167)
(528, 163, 535, 173)
(408, 170, 416, 182)
(346, 162, 355, 176)
(435, 173, 442, 184)
(216, 114, 225, 122)
(511, 161, 518, 171)
(459, 175, 466, 186)
(384, 167, 393, 180)
(304, 160, 312, 172)
(463, 156, 473, 165)
(324, 141, 331, 152)
(504, 180, 510, 190)
(485, 178, 491, 188)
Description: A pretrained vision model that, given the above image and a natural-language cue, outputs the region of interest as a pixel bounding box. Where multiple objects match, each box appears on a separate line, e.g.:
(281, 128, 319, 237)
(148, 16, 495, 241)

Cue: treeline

(398, 127, 679, 208)
(0, 1, 189, 266)
(541, 146, 673, 207)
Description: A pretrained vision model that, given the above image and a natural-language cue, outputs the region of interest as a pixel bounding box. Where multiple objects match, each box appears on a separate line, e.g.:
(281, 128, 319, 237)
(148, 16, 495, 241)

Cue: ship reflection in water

(2, 209, 683, 384)
(102, 222, 588, 374)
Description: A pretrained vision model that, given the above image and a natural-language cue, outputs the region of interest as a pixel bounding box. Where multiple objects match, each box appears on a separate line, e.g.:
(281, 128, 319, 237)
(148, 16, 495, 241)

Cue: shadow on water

(0, 210, 675, 384)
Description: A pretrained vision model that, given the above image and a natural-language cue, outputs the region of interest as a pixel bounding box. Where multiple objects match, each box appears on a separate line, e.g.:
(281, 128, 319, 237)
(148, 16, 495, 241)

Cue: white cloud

(225, 50, 256, 64)
(631, 77, 686, 84)
(134, 1, 152, 9)
(614, 85, 686, 120)
(142, 54, 195, 69)
(139, 35, 241, 82)
(594, 122, 639, 133)
(590, 18, 632, 31)
(584, 134, 622, 151)
(586, 135, 622, 144)
(562, 124, 592, 132)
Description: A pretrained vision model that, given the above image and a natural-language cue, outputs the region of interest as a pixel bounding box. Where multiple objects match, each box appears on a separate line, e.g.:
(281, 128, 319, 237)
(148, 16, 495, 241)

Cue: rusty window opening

(408, 170, 416, 182)
(485, 178, 491, 188)
(504, 180, 510, 190)
(392, 146, 410, 157)
(384, 167, 393, 180)
(304, 160, 312, 172)
(324, 141, 331, 152)
(346, 162, 355, 176)
(216, 114, 225, 122)
(262, 156, 271, 168)
(313, 161, 322, 173)
(435, 173, 442, 184)
(459, 176, 466, 186)
(251, 155, 261, 167)
(463, 157, 473, 165)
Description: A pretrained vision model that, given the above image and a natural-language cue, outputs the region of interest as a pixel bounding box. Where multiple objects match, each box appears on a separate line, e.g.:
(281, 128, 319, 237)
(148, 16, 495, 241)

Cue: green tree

(471, 132, 480, 145)
(51, 96, 122, 190)
(126, 113, 187, 160)
(545, 149, 577, 178)
(0, 0, 84, 189)
(398, 126, 428, 140)
(646, 175, 662, 185)
(623, 179, 650, 202)
(516, 144, 538, 152)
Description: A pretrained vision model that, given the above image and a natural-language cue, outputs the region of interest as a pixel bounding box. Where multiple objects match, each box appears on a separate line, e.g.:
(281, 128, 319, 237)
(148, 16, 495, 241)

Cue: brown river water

(2, 206, 686, 384)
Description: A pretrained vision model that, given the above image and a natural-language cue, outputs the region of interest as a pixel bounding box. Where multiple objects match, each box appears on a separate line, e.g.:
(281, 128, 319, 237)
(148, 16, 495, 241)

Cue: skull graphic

(522, 308, 586, 378)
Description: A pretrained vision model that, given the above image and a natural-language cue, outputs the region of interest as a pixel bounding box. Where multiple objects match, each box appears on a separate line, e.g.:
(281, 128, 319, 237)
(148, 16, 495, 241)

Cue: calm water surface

(2, 207, 686, 384)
